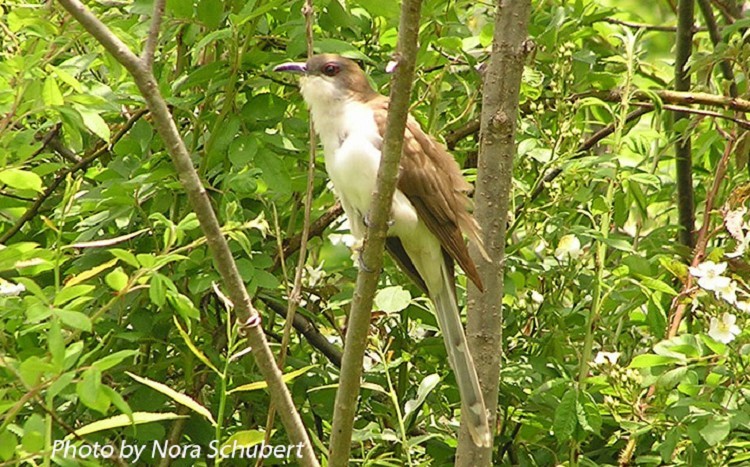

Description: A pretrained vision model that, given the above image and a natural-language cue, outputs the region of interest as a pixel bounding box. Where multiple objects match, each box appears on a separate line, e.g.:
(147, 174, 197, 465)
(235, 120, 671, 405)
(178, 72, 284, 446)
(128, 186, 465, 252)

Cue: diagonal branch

(55, 1, 318, 464)
(142, 0, 166, 69)
(327, 0, 423, 464)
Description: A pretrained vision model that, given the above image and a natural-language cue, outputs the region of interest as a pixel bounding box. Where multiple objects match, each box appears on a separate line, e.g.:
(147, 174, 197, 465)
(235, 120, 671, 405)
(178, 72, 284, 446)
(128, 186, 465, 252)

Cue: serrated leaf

(127, 372, 217, 425)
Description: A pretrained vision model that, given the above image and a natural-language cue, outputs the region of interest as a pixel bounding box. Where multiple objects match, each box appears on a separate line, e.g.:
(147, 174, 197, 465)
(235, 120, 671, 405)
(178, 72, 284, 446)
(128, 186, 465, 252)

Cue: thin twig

(260, 1, 319, 462)
(603, 18, 687, 32)
(142, 0, 166, 69)
(631, 102, 750, 129)
(261, 297, 343, 367)
(573, 89, 750, 113)
(273, 202, 343, 270)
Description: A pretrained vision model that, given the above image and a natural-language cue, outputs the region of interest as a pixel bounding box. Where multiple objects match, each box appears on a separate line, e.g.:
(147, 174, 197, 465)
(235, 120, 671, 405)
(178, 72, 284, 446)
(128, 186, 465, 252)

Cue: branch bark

(326, 0, 423, 464)
(674, 0, 696, 247)
(55, 2, 318, 464)
(456, 0, 531, 464)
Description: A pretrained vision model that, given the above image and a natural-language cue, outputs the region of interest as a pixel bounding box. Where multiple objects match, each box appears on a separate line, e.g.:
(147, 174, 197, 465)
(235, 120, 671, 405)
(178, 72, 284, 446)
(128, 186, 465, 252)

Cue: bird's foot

(350, 238, 374, 273)
(363, 213, 395, 229)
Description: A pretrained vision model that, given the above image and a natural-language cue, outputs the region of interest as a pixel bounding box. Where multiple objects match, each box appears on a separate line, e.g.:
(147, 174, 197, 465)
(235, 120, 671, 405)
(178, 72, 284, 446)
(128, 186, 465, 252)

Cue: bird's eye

(322, 63, 340, 77)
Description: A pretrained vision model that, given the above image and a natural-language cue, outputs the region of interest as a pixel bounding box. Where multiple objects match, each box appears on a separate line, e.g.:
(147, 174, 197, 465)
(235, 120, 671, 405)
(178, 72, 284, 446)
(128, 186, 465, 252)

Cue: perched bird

(275, 54, 491, 447)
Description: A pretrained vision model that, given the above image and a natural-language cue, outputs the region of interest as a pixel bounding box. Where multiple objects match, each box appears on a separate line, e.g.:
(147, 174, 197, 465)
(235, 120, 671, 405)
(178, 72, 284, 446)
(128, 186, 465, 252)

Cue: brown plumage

(275, 54, 491, 447)
(370, 97, 485, 292)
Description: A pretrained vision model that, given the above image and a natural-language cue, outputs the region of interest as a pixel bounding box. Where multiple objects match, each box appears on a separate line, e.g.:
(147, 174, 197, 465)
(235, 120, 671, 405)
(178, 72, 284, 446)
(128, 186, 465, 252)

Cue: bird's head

(274, 54, 377, 107)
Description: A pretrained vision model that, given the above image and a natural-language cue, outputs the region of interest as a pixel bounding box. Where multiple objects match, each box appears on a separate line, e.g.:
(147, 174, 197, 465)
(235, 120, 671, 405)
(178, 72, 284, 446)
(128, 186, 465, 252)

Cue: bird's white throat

(299, 76, 420, 242)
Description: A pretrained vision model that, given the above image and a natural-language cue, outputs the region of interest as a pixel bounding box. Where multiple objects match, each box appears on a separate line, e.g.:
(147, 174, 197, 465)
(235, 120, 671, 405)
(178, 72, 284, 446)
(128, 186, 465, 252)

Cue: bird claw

(350, 238, 374, 273)
(363, 213, 394, 229)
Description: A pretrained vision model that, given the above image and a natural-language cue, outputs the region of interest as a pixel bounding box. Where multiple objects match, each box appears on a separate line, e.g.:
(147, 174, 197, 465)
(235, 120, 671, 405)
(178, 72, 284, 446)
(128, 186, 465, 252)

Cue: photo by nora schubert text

(51, 439, 306, 462)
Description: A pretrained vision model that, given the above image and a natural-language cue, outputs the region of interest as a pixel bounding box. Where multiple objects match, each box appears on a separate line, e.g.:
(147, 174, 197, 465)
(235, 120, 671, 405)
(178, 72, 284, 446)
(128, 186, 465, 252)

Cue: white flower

(736, 301, 750, 314)
(555, 234, 582, 261)
(530, 290, 544, 304)
(714, 280, 738, 304)
(708, 313, 741, 344)
(534, 239, 547, 255)
(593, 351, 620, 366)
(0, 280, 25, 297)
(689, 261, 731, 292)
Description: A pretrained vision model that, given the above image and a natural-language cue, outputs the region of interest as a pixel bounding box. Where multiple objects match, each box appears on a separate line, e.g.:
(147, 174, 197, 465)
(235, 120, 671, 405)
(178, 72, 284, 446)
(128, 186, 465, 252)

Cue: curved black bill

(273, 62, 307, 73)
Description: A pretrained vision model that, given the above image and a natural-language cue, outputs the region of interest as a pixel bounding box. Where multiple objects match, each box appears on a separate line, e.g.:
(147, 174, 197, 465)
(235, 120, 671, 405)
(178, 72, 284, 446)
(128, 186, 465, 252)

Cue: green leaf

(553, 387, 578, 442)
(77, 107, 110, 141)
(105, 267, 129, 292)
(76, 367, 110, 414)
(43, 76, 64, 106)
(699, 416, 730, 446)
(404, 373, 440, 417)
(197, 0, 223, 29)
(54, 284, 95, 307)
(91, 349, 138, 372)
(0, 168, 43, 192)
(230, 365, 316, 393)
(173, 317, 220, 375)
(374, 286, 412, 313)
(55, 309, 92, 332)
(219, 430, 266, 453)
(577, 391, 602, 434)
(126, 372, 217, 425)
(71, 412, 187, 438)
(629, 354, 683, 368)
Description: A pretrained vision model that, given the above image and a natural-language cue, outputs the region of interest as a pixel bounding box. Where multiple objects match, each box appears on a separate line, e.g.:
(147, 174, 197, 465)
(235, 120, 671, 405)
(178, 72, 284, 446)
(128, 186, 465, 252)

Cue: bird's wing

(370, 97, 485, 291)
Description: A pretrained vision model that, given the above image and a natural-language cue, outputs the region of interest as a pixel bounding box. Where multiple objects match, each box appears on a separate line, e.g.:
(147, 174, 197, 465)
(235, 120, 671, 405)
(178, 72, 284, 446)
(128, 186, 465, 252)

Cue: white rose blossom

(708, 313, 741, 344)
(689, 261, 731, 292)
(593, 351, 620, 366)
(555, 234, 582, 261)
(0, 280, 25, 297)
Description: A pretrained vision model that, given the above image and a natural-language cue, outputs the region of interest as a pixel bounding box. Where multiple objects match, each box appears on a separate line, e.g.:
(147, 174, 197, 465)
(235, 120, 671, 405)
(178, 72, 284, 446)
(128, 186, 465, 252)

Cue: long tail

(431, 263, 491, 447)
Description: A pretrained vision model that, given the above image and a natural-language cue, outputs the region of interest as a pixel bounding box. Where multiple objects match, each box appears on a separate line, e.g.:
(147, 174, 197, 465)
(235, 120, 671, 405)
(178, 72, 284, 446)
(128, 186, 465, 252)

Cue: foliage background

(1, 0, 749, 465)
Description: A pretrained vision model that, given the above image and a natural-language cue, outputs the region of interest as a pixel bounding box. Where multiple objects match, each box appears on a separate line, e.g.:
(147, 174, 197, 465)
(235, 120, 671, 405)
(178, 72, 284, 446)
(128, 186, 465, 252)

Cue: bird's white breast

(301, 82, 419, 237)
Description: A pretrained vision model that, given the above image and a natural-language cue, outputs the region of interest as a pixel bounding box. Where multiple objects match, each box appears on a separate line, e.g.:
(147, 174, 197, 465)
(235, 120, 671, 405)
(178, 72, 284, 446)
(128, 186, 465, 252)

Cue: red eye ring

(322, 62, 340, 77)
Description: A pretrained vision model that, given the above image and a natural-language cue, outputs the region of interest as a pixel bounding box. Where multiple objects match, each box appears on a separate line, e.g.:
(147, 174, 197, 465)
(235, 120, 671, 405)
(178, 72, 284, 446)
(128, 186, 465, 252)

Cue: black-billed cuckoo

(275, 54, 491, 447)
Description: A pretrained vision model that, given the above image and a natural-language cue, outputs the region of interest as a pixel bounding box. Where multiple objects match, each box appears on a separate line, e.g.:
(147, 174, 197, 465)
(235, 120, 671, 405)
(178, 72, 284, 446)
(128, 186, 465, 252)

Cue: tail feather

(432, 264, 491, 448)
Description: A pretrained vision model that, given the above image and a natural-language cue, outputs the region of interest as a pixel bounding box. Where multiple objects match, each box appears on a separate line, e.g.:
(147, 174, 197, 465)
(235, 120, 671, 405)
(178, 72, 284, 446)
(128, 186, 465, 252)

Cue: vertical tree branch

(326, 0, 423, 464)
(55, 1, 318, 464)
(674, 0, 696, 247)
(142, 0, 166, 69)
(456, 0, 531, 464)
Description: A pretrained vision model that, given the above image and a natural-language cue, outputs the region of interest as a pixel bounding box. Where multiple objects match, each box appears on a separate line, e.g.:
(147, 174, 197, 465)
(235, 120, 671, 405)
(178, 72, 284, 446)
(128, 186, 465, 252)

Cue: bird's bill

(273, 62, 307, 73)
